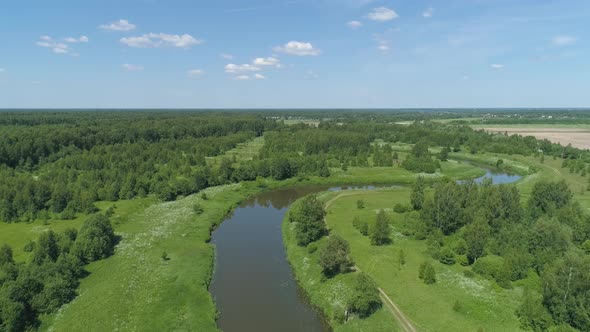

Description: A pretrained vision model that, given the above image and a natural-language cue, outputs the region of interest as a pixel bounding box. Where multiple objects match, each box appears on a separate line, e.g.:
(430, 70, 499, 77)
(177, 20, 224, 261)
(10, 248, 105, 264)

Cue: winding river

(209, 167, 522, 331)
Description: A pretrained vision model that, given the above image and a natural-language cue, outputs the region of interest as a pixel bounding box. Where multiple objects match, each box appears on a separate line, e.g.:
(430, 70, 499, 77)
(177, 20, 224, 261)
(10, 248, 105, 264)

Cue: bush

(347, 273, 382, 318)
(456, 254, 469, 266)
(23, 240, 36, 253)
(333, 309, 346, 324)
(438, 247, 456, 265)
(473, 255, 511, 288)
(453, 300, 462, 312)
(192, 203, 204, 215)
(393, 203, 410, 213)
(307, 243, 318, 254)
(352, 216, 369, 236)
(424, 264, 436, 284)
(356, 200, 364, 209)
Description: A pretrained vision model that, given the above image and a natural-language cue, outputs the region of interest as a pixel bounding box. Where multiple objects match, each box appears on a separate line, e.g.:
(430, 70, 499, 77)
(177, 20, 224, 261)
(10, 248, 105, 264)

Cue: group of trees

(408, 178, 590, 331)
(0, 214, 115, 331)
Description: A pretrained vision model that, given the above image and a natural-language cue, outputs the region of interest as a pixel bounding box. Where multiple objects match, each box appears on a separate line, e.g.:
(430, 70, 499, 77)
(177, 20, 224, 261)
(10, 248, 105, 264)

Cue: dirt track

(481, 127, 590, 150)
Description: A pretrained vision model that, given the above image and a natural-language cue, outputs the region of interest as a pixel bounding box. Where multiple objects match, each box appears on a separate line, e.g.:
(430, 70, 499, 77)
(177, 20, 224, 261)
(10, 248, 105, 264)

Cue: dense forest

(1, 110, 589, 331)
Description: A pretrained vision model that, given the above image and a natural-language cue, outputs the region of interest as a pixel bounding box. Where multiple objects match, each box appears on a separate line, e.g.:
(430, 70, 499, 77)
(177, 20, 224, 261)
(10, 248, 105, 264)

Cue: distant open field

(473, 125, 590, 150)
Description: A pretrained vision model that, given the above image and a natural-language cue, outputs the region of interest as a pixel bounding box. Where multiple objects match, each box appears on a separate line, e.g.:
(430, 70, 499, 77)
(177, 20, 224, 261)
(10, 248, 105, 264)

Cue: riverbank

(38, 160, 499, 330)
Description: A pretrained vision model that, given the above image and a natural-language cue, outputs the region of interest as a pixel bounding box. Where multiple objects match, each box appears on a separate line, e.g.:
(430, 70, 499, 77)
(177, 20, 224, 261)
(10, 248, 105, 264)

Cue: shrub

(393, 203, 410, 213)
(72, 214, 116, 262)
(307, 243, 318, 254)
(352, 216, 369, 236)
(333, 309, 346, 324)
(193, 203, 204, 215)
(456, 254, 469, 267)
(23, 240, 36, 253)
(200, 192, 208, 200)
(356, 200, 364, 209)
(424, 264, 436, 284)
(453, 300, 462, 312)
(438, 247, 456, 265)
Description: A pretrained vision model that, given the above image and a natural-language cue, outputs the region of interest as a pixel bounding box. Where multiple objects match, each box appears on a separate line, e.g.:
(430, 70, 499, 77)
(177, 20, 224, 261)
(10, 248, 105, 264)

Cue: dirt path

(324, 190, 418, 332)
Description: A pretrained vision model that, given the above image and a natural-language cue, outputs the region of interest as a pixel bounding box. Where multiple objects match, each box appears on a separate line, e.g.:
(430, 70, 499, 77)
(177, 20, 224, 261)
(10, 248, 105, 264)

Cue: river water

(209, 169, 522, 332)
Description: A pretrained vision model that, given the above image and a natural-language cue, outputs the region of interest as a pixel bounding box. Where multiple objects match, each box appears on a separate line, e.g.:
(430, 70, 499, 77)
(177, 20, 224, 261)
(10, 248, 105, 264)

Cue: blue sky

(0, 0, 588, 108)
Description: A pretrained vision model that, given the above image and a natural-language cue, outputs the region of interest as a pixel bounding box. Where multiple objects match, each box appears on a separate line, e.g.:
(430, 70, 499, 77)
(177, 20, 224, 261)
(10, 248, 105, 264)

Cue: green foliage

(356, 199, 364, 209)
(438, 247, 456, 265)
(423, 263, 437, 284)
(402, 141, 440, 173)
(393, 203, 410, 213)
(542, 253, 590, 331)
(319, 235, 353, 277)
(410, 176, 426, 210)
(473, 255, 510, 287)
(463, 216, 491, 263)
(192, 203, 204, 215)
(352, 216, 369, 236)
(528, 180, 573, 218)
(347, 273, 382, 318)
(290, 194, 326, 246)
(370, 210, 391, 245)
(307, 243, 318, 254)
(72, 214, 116, 262)
(517, 288, 554, 332)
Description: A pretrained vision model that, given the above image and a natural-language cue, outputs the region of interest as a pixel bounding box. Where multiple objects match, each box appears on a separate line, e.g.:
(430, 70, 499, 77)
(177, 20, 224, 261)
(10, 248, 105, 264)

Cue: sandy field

(480, 127, 590, 150)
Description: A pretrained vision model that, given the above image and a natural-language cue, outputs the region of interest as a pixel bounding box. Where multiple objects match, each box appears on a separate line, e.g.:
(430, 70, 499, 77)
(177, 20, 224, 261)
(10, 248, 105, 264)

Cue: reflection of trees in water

(240, 186, 331, 210)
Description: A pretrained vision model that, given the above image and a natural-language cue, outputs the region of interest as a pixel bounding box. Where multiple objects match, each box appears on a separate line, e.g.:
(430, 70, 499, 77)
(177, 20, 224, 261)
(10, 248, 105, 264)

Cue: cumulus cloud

(221, 53, 234, 60)
(187, 69, 203, 76)
(122, 64, 144, 71)
(490, 64, 504, 69)
(225, 63, 260, 73)
(36, 36, 71, 54)
(64, 36, 89, 43)
(552, 35, 576, 46)
(120, 33, 201, 48)
(100, 19, 136, 31)
(347, 20, 362, 29)
(273, 41, 321, 56)
(367, 7, 398, 22)
(423, 7, 434, 18)
(253, 57, 281, 67)
(254, 73, 265, 80)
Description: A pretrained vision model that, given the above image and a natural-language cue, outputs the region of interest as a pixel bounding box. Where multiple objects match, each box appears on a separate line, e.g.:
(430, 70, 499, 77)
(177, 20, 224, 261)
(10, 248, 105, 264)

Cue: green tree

(319, 235, 353, 277)
(33, 230, 60, 265)
(463, 216, 491, 263)
(517, 288, 554, 332)
(347, 273, 382, 318)
(423, 263, 436, 284)
(73, 214, 116, 262)
(290, 194, 326, 246)
(410, 176, 426, 210)
(371, 210, 391, 245)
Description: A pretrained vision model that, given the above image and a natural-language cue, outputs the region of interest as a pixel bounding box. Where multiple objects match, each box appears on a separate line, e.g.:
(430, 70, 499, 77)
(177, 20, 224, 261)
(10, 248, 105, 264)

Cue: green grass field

(321, 188, 524, 331)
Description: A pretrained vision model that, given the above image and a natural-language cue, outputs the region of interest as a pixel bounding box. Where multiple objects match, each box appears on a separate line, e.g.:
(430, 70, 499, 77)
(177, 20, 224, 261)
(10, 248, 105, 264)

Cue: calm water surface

(209, 186, 332, 332)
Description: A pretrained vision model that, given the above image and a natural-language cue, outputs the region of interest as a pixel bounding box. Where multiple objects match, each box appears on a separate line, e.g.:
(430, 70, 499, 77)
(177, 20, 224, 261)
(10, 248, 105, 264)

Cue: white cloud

(423, 7, 434, 18)
(120, 33, 201, 48)
(122, 64, 144, 71)
(304, 70, 319, 79)
(367, 7, 398, 22)
(490, 64, 504, 69)
(347, 20, 362, 29)
(225, 63, 261, 73)
(552, 35, 576, 46)
(377, 41, 390, 52)
(234, 75, 250, 80)
(37, 36, 70, 54)
(253, 57, 281, 67)
(273, 41, 321, 56)
(221, 53, 234, 60)
(187, 69, 203, 76)
(99, 19, 136, 31)
(64, 36, 89, 43)
(254, 73, 265, 80)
